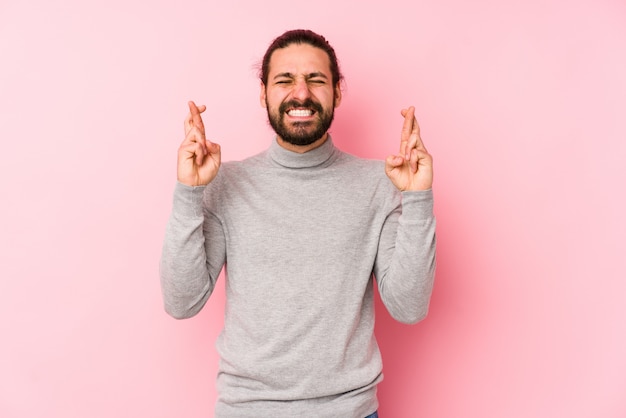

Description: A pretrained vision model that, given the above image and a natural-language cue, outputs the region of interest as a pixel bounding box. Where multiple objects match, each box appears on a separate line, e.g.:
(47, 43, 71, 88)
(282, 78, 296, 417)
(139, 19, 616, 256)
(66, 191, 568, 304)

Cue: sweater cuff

(400, 189, 434, 220)
(172, 181, 207, 218)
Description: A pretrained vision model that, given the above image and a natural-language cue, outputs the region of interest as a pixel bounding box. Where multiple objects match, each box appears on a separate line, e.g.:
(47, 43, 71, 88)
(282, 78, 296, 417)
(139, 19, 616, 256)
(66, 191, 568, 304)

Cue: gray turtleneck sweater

(160, 137, 436, 418)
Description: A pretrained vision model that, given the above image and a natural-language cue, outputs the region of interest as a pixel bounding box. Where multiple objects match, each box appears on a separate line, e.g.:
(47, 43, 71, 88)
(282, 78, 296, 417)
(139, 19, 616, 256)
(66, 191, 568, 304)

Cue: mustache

(278, 99, 323, 115)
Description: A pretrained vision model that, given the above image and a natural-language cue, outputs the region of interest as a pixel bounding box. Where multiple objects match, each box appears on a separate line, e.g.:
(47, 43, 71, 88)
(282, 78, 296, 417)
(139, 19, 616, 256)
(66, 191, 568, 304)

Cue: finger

(399, 106, 415, 157)
(179, 140, 206, 166)
(185, 101, 206, 138)
(407, 122, 431, 167)
(410, 148, 419, 173)
(407, 119, 426, 157)
(184, 111, 193, 135)
(414, 149, 434, 173)
(193, 137, 218, 167)
(205, 140, 220, 154)
(417, 149, 433, 168)
(182, 126, 209, 157)
(182, 125, 206, 145)
(412, 117, 425, 150)
(384, 155, 405, 174)
(188, 101, 206, 132)
(184, 103, 206, 136)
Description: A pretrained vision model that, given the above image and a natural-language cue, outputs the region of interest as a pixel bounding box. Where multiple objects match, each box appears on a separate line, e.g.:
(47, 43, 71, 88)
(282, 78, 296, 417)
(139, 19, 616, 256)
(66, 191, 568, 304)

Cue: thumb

(385, 154, 404, 168)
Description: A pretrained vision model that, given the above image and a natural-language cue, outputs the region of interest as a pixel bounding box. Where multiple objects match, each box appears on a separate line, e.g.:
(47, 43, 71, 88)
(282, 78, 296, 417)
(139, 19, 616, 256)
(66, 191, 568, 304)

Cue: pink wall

(1, 0, 625, 416)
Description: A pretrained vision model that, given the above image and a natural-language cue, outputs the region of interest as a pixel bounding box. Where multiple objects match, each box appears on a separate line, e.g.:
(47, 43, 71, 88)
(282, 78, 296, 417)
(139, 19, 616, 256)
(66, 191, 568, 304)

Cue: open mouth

(280, 100, 322, 119)
(287, 108, 314, 117)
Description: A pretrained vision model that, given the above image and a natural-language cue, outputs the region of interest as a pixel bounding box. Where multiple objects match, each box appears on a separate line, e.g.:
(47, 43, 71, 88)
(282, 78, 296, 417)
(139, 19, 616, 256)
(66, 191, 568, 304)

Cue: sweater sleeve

(373, 189, 437, 324)
(159, 181, 226, 319)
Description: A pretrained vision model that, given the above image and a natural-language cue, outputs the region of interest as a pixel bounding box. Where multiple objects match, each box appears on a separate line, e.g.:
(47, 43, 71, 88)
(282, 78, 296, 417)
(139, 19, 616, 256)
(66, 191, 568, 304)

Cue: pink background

(1, 0, 625, 416)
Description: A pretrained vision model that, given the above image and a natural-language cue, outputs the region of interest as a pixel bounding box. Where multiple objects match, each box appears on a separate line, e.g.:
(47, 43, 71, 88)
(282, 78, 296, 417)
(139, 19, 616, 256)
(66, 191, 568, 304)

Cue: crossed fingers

(400, 106, 427, 173)
(185, 101, 206, 136)
(182, 101, 208, 165)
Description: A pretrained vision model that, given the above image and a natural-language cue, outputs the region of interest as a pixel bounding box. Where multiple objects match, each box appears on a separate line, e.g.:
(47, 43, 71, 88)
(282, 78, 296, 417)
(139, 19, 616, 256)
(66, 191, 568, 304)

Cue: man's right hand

(177, 101, 221, 186)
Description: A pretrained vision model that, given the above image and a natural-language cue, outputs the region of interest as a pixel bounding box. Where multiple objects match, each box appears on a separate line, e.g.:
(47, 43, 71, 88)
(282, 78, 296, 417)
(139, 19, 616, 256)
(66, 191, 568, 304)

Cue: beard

(266, 97, 335, 147)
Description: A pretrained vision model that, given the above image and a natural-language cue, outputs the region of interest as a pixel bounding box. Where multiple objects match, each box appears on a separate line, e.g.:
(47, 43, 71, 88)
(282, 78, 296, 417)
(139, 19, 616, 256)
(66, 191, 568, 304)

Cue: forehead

(267, 43, 332, 78)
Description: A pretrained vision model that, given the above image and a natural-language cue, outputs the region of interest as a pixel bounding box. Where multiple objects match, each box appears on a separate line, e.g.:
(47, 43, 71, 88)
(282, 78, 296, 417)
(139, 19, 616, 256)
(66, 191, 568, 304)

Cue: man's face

(261, 43, 341, 147)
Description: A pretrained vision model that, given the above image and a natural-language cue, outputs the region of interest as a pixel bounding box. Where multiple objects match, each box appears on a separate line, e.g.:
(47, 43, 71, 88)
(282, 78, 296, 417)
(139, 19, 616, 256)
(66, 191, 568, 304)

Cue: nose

(291, 79, 311, 101)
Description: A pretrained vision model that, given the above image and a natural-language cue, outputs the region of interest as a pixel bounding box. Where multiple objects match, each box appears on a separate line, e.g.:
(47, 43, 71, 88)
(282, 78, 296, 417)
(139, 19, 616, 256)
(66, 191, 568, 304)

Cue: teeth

(288, 109, 313, 117)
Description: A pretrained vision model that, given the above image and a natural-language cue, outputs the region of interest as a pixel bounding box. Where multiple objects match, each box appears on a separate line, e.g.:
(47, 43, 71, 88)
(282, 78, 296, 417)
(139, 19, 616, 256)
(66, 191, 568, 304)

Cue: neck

(276, 133, 328, 154)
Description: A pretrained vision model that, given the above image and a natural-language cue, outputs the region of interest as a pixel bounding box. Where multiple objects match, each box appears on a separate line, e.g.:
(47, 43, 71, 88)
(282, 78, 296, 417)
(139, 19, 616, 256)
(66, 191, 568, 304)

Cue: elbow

(163, 301, 200, 320)
(381, 274, 434, 325)
(160, 268, 212, 320)
(391, 303, 430, 325)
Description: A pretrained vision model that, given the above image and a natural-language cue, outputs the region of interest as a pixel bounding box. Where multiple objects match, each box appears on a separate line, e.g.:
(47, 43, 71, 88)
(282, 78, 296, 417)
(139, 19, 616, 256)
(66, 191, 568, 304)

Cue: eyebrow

(273, 72, 329, 80)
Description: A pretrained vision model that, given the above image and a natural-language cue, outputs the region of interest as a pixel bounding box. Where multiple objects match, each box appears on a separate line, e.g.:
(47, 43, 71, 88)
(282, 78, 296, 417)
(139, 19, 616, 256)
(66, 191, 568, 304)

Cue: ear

(333, 82, 342, 108)
(260, 82, 267, 108)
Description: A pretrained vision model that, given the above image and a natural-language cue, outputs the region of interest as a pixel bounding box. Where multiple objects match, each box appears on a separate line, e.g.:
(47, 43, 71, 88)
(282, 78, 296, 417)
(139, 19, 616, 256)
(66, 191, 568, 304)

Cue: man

(161, 29, 436, 418)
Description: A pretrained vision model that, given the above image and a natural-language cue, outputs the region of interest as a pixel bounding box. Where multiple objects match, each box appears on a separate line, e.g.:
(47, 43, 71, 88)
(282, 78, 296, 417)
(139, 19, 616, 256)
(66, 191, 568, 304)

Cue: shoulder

(212, 149, 270, 182)
(329, 149, 400, 206)
(333, 148, 390, 183)
(203, 148, 270, 203)
(333, 147, 381, 167)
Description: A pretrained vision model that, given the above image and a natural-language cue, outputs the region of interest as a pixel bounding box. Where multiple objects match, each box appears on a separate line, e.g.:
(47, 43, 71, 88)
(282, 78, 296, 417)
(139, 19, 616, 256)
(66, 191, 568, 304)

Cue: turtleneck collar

(268, 136, 337, 169)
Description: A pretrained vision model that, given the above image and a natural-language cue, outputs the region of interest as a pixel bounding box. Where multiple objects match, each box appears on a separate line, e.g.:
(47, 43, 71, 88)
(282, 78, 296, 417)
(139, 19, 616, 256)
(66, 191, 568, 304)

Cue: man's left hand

(385, 106, 434, 191)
